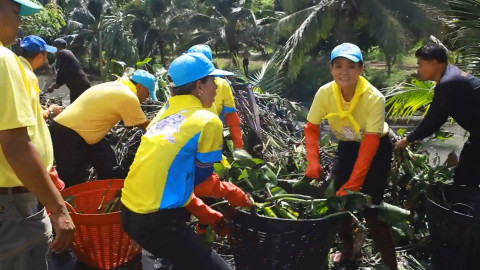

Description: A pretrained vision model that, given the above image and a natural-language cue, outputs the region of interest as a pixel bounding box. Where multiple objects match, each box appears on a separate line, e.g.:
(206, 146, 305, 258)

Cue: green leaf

(136, 57, 153, 67)
(213, 163, 225, 178)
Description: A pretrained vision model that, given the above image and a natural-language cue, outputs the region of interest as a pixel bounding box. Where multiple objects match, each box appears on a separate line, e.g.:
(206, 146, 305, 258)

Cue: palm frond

(277, 0, 337, 79)
(248, 51, 285, 94)
(263, 5, 319, 41)
(384, 79, 436, 119)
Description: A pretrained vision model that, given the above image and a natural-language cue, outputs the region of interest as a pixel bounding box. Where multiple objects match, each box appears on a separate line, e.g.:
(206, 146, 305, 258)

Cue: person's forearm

(136, 120, 150, 130)
(1, 129, 66, 214)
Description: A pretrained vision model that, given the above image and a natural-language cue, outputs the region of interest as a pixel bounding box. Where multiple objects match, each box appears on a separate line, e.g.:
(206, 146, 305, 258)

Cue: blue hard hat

(12, 0, 42, 16)
(187, 44, 213, 61)
(168, 53, 233, 87)
(20, 35, 57, 53)
(330, 43, 363, 63)
(131, 70, 157, 101)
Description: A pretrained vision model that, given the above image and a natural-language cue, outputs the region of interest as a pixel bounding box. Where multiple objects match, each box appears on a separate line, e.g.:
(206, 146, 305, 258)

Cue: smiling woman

(303, 43, 397, 269)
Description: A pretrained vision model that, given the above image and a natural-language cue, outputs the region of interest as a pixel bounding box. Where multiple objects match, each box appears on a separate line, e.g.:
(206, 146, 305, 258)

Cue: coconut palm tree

(266, 0, 443, 79)
(447, 0, 480, 76)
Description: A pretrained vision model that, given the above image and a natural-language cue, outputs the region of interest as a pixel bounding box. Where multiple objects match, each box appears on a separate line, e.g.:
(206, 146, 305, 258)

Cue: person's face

(0, 0, 22, 46)
(197, 76, 217, 108)
(32, 52, 47, 70)
(416, 58, 438, 81)
(136, 84, 150, 103)
(329, 57, 364, 90)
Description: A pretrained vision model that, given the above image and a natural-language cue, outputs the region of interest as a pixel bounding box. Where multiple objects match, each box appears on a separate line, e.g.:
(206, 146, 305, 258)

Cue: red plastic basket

(62, 179, 142, 270)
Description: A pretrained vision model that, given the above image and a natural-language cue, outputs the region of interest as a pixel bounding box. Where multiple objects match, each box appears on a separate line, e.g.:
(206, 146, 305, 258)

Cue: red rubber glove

(49, 166, 65, 191)
(194, 173, 252, 208)
(225, 112, 243, 149)
(304, 121, 323, 179)
(186, 193, 230, 236)
(337, 133, 380, 196)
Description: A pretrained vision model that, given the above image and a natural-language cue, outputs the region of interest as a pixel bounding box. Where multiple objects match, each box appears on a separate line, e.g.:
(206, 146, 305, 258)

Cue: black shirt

(407, 64, 480, 142)
(55, 49, 90, 93)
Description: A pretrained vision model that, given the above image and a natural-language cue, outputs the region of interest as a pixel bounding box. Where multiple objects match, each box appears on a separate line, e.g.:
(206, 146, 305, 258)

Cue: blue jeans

(0, 191, 53, 270)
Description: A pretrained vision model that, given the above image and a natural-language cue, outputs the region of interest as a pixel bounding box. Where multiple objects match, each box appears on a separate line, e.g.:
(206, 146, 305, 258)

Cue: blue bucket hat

(131, 70, 157, 101)
(21, 35, 57, 53)
(168, 53, 233, 87)
(330, 43, 363, 63)
(12, 0, 42, 16)
(187, 44, 213, 62)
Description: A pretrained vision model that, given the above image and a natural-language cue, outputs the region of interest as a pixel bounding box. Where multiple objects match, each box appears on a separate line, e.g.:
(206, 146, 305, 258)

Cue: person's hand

(222, 182, 252, 208)
(305, 161, 323, 180)
(394, 138, 409, 151)
(48, 104, 64, 117)
(212, 216, 231, 237)
(47, 86, 55, 93)
(49, 206, 75, 253)
(186, 194, 232, 236)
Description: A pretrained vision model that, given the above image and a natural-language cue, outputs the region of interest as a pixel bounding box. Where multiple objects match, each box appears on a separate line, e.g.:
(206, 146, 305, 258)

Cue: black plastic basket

(230, 209, 350, 270)
(425, 185, 480, 270)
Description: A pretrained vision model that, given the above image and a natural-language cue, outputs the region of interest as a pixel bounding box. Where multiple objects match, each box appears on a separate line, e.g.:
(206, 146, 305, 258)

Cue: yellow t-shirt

(307, 77, 389, 142)
(122, 95, 223, 214)
(0, 45, 53, 187)
(211, 77, 236, 120)
(55, 79, 147, 144)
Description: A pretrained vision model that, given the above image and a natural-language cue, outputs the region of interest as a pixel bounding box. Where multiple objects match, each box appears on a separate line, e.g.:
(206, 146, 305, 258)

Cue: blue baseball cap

(330, 43, 363, 63)
(12, 0, 42, 16)
(168, 53, 234, 87)
(187, 44, 213, 61)
(20, 35, 57, 53)
(131, 70, 157, 101)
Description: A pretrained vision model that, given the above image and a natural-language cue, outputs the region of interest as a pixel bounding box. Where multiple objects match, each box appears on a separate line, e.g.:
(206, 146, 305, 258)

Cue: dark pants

(49, 121, 121, 187)
(332, 136, 397, 269)
(121, 206, 232, 270)
(454, 135, 480, 187)
(332, 135, 393, 207)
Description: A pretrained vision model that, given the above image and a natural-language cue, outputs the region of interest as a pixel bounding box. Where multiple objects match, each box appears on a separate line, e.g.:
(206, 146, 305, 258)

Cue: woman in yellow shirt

(304, 43, 396, 269)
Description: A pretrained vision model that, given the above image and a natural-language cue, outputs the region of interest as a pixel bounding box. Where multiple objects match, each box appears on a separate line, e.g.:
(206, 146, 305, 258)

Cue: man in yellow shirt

(0, 1, 75, 269)
(50, 70, 156, 187)
(19, 35, 66, 191)
(188, 44, 244, 149)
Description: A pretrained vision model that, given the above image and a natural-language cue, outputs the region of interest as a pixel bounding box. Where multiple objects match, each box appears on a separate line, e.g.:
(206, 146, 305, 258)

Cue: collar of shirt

(0, 41, 3, 46)
(19, 56, 33, 72)
(323, 76, 370, 136)
(164, 95, 203, 116)
(119, 76, 137, 94)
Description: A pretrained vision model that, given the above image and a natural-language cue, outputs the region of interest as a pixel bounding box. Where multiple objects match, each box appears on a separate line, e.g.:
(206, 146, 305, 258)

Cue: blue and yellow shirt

(211, 77, 236, 121)
(121, 95, 223, 214)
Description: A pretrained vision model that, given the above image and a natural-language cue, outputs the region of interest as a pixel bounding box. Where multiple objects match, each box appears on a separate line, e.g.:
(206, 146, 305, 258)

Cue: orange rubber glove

(304, 121, 322, 179)
(225, 112, 243, 149)
(49, 166, 65, 191)
(186, 193, 230, 236)
(194, 173, 252, 208)
(337, 133, 380, 196)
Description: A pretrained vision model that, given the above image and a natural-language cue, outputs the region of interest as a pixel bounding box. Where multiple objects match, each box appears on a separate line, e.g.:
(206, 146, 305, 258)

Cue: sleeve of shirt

(0, 56, 35, 131)
(407, 84, 452, 142)
(221, 80, 236, 115)
(306, 88, 327, 125)
(120, 96, 147, 127)
(196, 116, 223, 163)
(364, 95, 386, 134)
